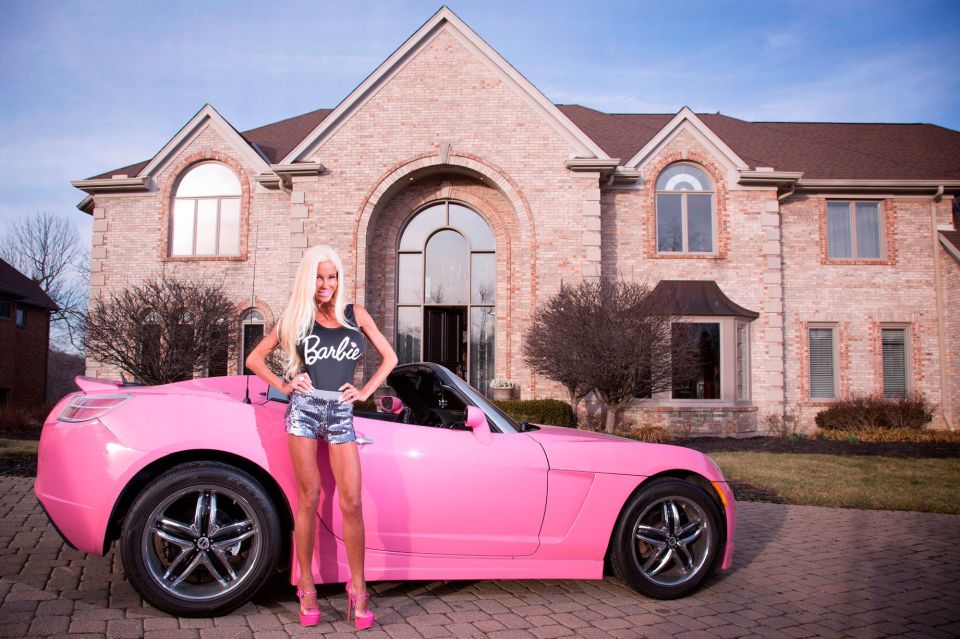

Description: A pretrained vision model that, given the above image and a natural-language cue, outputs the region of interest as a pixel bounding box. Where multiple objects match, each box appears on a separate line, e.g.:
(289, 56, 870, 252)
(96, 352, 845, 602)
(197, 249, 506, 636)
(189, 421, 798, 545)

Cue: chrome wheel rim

(141, 484, 262, 601)
(631, 495, 713, 587)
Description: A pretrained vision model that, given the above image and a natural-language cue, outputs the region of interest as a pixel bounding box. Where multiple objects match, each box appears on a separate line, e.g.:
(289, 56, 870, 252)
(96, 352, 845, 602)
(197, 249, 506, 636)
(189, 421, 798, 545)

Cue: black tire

(611, 478, 722, 599)
(119, 461, 282, 616)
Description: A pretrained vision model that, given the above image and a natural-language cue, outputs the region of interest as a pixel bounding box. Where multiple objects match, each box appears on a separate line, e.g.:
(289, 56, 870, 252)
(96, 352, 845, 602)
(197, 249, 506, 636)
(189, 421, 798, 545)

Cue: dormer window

(655, 163, 715, 254)
(170, 162, 241, 257)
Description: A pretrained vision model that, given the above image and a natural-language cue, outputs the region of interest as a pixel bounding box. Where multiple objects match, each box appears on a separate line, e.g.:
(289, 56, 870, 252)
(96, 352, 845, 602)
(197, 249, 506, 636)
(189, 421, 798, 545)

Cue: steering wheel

(424, 408, 455, 429)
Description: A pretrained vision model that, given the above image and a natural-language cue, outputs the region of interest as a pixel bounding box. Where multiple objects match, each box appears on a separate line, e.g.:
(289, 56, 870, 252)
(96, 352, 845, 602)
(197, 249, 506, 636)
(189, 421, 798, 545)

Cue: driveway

(2, 476, 958, 638)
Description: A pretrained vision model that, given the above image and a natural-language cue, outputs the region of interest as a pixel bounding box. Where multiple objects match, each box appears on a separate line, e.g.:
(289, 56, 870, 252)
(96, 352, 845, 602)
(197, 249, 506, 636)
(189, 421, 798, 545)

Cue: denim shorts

(284, 389, 356, 444)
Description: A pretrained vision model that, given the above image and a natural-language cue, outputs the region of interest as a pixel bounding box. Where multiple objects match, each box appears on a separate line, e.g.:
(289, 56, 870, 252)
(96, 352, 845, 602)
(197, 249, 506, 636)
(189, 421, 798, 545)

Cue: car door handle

(356, 436, 374, 446)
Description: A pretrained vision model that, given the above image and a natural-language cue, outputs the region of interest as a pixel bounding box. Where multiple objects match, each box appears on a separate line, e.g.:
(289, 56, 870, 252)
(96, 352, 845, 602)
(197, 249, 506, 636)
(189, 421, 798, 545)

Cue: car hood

(526, 424, 725, 481)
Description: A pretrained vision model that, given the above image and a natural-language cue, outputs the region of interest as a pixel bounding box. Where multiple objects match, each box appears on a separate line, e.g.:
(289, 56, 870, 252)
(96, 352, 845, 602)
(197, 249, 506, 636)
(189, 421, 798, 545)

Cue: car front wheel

(611, 478, 722, 599)
(119, 461, 282, 616)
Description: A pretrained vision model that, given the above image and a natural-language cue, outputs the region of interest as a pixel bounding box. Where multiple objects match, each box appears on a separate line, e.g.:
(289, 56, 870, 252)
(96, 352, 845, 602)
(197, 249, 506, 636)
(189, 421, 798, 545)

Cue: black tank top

(296, 304, 365, 391)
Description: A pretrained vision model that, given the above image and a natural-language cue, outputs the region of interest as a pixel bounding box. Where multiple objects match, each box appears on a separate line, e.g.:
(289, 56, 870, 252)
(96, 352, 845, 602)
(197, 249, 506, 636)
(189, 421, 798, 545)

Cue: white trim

(625, 107, 749, 171)
(138, 104, 272, 179)
(282, 7, 609, 163)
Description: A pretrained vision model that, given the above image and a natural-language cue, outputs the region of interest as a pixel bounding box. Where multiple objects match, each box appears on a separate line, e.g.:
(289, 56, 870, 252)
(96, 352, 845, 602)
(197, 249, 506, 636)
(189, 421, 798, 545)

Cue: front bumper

(35, 417, 141, 555)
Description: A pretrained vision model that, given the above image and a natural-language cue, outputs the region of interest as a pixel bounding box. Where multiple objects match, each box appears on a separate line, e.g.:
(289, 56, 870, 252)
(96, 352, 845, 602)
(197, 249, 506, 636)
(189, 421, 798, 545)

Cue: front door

(423, 307, 466, 379)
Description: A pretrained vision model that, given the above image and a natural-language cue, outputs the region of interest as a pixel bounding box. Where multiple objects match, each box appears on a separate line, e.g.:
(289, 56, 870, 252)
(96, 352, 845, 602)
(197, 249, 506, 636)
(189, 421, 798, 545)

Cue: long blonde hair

(278, 244, 358, 379)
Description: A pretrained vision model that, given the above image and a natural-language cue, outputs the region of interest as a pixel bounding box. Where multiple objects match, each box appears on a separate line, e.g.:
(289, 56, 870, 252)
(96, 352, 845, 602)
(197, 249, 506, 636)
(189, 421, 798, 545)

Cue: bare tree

(524, 279, 698, 433)
(85, 275, 239, 385)
(0, 211, 88, 349)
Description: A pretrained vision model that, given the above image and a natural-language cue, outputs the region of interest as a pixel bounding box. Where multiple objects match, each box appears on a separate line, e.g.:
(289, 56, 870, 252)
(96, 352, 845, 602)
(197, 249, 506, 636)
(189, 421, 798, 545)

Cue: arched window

(170, 162, 242, 256)
(396, 201, 496, 393)
(655, 163, 715, 254)
(239, 309, 265, 374)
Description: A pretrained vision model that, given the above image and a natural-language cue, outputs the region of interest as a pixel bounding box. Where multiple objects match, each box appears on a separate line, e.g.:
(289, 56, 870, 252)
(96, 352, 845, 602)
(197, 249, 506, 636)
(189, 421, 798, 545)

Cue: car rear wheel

(611, 478, 722, 599)
(119, 462, 282, 616)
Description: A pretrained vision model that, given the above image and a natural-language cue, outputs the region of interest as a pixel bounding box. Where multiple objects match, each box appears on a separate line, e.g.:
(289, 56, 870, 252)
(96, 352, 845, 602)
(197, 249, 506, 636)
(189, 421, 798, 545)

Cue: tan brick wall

(782, 195, 951, 431)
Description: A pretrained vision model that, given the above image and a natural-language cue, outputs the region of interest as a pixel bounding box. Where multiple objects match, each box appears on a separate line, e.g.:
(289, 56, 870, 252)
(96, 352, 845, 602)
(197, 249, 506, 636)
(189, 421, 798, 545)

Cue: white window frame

(169, 162, 242, 257)
(880, 324, 910, 398)
(826, 200, 885, 260)
(655, 162, 717, 255)
(735, 321, 751, 401)
(808, 324, 838, 400)
(647, 316, 751, 406)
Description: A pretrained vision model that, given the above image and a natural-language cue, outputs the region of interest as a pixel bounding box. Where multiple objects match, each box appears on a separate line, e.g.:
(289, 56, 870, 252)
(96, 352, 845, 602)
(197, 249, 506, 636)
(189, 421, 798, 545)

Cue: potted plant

(490, 378, 515, 401)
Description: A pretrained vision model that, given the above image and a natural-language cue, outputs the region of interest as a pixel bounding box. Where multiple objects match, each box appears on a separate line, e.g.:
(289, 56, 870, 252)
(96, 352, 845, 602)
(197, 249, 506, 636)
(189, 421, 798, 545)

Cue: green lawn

(0, 438, 39, 455)
(711, 452, 960, 514)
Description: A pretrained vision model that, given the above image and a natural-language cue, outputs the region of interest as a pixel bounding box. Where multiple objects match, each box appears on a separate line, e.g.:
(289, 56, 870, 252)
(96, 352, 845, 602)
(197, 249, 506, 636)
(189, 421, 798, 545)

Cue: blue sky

(2, 0, 958, 245)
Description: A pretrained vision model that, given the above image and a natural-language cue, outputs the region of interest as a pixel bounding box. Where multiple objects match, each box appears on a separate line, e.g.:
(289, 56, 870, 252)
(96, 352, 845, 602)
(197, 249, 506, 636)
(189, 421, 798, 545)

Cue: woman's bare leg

(288, 435, 321, 602)
(328, 441, 367, 612)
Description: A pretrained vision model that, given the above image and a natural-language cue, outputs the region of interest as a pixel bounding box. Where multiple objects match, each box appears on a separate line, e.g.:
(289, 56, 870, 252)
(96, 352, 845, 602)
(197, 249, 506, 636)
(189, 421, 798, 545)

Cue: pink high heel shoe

(346, 581, 376, 630)
(296, 588, 322, 626)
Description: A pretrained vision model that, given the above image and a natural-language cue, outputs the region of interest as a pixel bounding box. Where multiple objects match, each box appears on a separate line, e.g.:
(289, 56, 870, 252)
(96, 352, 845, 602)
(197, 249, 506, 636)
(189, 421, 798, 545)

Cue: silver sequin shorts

(284, 389, 356, 444)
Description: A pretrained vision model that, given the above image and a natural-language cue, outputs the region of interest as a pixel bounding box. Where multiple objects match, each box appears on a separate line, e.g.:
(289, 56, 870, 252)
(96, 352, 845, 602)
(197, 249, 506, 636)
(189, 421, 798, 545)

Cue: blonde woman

(246, 244, 397, 630)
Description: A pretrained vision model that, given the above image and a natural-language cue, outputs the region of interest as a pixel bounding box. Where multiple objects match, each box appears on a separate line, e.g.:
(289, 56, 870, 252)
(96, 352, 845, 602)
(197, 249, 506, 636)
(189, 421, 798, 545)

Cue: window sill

(822, 257, 891, 266)
(163, 255, 247, 262)
(654, 252, 721, 259)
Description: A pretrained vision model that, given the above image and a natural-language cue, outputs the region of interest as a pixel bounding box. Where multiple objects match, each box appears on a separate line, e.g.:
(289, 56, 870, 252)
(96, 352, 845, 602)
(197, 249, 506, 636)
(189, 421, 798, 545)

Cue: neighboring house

(0, 259, 57, 408)
(72, 8, 960, 434)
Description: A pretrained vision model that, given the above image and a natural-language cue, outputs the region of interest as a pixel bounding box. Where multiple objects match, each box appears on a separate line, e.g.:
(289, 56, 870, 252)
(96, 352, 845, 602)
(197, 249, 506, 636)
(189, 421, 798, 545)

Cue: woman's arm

(346, 304, 398, 402)
(245, 325, 312, 395)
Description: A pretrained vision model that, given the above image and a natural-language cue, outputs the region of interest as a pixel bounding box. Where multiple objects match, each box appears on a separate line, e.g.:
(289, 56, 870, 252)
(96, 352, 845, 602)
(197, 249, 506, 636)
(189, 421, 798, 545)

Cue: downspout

(931, 185, 955, 430)
(777, 184, 793, 430)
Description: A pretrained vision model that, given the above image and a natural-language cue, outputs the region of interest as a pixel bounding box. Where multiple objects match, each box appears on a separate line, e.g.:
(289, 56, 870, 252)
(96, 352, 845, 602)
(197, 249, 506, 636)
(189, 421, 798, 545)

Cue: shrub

(815, 393, 935, 431)
(616, 425, 674, 444)
(0, 404, 51, 440)
(762, 411, 799, 438)
(492, 399, 575, 428)
(813, 428, 960, 443)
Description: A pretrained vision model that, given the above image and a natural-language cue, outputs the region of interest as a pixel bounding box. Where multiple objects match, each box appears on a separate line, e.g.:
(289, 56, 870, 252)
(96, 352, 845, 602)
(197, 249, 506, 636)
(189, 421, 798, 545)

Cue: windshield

(444, 372, 521, 433)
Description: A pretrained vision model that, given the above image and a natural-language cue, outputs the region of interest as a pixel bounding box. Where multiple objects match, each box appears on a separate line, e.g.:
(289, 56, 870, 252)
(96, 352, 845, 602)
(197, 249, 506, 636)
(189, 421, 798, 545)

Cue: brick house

(0, 259, 56, 408)
(72, 8, 960, 434)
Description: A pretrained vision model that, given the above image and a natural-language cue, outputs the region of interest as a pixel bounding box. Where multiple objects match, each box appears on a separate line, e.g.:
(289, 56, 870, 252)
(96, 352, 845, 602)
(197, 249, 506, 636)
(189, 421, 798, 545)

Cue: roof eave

(794, 179, 960, 195)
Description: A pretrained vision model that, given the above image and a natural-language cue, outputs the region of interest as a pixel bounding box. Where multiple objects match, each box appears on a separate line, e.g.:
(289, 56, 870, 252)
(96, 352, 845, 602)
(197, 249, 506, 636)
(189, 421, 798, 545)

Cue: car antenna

(243, 374, 252, 404)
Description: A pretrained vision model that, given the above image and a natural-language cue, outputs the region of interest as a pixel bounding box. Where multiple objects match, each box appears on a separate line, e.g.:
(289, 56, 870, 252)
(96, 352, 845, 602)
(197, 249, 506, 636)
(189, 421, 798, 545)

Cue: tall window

(882, 327, 908, 398)
(827, 201, 882, 259)
(240, 310, 265, 374)
(672, 322, 721, 399)
(0, 301, 11, 320)
(170, 162, 241, 257)
(15, 307, 25, 327)
(396, 201, 496, 392)
(656, 163, 714, 253)
(809, 326, 836, 399)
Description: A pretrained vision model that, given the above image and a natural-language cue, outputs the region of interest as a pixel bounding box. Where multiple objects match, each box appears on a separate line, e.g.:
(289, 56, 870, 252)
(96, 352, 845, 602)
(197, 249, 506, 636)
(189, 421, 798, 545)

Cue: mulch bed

(676, 436, 960, 459)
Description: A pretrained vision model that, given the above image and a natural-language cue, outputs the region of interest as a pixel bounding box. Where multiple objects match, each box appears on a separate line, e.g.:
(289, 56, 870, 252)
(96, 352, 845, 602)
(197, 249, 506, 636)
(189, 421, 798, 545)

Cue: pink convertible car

(36, 363, 735, 616)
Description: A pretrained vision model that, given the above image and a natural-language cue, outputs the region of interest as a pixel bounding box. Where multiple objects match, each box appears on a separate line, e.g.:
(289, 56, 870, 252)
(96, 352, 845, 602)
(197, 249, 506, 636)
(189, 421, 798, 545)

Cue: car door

(315, 376, 549, 557)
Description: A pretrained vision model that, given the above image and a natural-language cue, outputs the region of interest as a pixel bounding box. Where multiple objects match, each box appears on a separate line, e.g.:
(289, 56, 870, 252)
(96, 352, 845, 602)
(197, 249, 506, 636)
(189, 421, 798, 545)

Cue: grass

(712, 452, 960, 514)
(0, 438, 39, 455)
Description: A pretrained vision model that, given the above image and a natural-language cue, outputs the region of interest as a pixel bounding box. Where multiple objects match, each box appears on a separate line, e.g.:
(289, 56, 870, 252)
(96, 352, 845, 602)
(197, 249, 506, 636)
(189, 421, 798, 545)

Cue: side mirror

(378, 395, 404, 415)
(465, 406, 485, 429)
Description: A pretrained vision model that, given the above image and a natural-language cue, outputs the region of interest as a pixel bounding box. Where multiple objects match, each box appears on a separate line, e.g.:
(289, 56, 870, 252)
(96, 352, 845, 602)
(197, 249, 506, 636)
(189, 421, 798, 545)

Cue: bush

(815, 393, 935, 431)
(813, 428, 960, 443)
(491, 399, 575, 428)
(0, 404, 51, 440)
(615, 425, 674, 443)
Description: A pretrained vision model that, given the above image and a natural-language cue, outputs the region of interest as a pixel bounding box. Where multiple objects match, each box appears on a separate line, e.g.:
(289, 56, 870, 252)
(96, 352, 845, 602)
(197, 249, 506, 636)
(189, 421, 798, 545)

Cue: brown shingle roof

(88, 108, 333, 179)
(559, 105, 960, 181)
(0, 259, 57, 311)
(941, 230, 960, 262)
(89, 103, 960, 182)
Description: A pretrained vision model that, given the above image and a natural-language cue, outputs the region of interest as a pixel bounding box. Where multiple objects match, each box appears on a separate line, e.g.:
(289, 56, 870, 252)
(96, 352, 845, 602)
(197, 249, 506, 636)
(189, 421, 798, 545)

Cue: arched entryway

(395, 200, 496, 392)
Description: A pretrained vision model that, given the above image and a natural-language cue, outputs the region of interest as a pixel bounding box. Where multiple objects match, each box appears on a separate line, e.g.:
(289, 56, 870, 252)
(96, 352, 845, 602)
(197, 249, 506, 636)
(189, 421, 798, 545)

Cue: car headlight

(59, 394, 132, 423)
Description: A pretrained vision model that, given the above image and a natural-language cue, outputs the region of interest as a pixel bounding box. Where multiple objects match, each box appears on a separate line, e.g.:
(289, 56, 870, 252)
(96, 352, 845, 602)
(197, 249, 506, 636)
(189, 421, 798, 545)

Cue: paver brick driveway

(2, 476, 958, 638)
